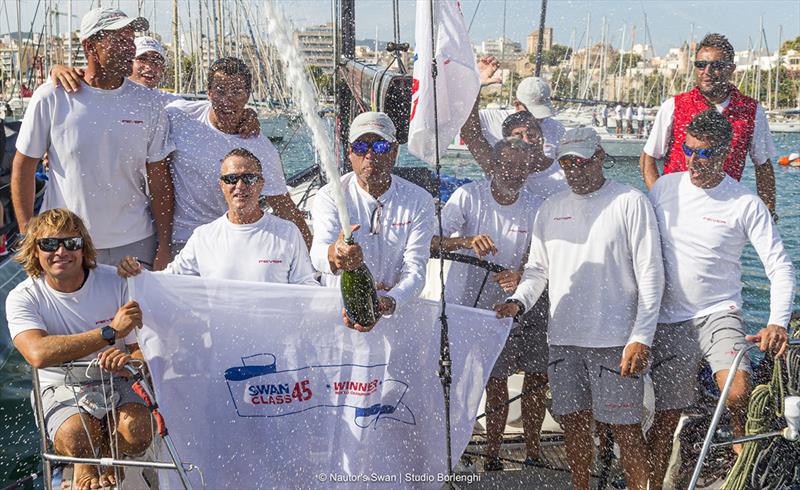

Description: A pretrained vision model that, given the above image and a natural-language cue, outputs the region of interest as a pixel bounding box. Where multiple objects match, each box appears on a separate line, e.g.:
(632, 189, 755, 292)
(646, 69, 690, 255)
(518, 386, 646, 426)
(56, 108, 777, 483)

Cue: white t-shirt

(166, 212, 317, 285)
(526, 161, 568, 200)
(441, 180, 544, 309)
(636, 106, 646, 121)
(166, 99, 288, 243)
(643, 95, 776, 165)
(477, 109, 565, 160)
(625, 106, 633, 120)
(649, 172, 795, 326)
(510, 180, 664, 348)
(16, 80, 174, 248)
(5, 265, 136, 389)
(614, 105, 623, 120)
(310, 173, 435, 308)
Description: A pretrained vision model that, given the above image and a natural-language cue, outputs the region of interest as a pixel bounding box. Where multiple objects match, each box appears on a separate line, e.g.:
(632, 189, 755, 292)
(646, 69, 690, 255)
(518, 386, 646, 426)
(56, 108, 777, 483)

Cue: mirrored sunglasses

(36, 236, 84, 252)
(219, 173, 263, 185)
(351, 140, 392, 156)
(681, 142, 719, 160)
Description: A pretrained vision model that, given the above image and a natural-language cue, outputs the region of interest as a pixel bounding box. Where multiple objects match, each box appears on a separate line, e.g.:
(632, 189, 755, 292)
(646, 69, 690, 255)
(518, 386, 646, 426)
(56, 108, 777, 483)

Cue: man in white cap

(12, 7, 175, 269)
(461, 56, 567, 201)
(495, 127, 664, 490)
(54, 35, 171, 93)
(310, 112, 435, 331)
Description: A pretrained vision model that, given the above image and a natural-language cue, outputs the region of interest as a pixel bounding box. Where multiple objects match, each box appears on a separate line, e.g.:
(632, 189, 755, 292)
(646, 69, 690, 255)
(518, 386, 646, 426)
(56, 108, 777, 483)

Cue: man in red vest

(639, 33, 778, 221)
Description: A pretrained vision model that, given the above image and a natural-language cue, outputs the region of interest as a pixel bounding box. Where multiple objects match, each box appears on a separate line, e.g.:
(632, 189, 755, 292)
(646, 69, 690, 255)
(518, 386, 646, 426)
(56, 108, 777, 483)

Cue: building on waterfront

(526, 27, 553, 54)
(294, 23, 334, 74)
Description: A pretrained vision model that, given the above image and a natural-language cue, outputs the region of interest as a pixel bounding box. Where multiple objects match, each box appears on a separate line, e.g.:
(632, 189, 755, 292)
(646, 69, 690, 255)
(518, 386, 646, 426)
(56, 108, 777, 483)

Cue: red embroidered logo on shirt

(702, 216, 727, 224)
(553, 216, 573, 221)
(120, 119, 144, 124)
(258, 259, 283, 264)
(391, 221, 412, 227)
(95, 317, 114, 325)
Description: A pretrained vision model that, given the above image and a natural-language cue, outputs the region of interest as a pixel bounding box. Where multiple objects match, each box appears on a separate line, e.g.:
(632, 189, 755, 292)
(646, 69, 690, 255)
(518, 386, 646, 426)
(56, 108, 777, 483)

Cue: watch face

(102, 326, 116, 342)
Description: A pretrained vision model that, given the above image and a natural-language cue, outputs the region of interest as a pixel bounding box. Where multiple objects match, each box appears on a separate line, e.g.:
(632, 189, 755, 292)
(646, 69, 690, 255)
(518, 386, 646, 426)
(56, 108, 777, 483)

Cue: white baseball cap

(516, 77, 555, 119)
(557, 127, 602, 160)
(135, 36, 165, 59)
(349, 112, 397, 143)
(80, 8, 149, 42)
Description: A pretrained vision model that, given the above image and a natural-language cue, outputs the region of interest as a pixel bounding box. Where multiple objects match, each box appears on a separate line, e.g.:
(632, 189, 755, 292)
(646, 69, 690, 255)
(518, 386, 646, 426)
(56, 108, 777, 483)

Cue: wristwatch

(504, 299, 526, 319)
(100, 325, 117, 345)
(771, 211, 779, 224)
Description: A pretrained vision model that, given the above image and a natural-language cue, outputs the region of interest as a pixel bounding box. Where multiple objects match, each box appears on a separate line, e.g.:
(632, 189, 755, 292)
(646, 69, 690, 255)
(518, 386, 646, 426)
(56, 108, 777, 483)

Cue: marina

(0, 1, 798, 489)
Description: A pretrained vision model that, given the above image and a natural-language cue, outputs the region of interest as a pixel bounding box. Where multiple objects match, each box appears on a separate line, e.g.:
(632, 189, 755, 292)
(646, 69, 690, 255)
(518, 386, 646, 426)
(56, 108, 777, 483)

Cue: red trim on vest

(664, 86, 757, 181)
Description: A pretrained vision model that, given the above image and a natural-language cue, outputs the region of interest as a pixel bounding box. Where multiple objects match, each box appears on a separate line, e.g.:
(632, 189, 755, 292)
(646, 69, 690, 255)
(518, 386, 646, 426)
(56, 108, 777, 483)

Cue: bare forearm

(17, 329, 109, 369)
(146, 161, 175, 247)
(639, 153, 661, 190)
(431, 236, 470, 254)
(755, 161, 776, 213)
(11, 153, 40, 232)
(268, 194, 312, 249)
(461, 98, 495, 174)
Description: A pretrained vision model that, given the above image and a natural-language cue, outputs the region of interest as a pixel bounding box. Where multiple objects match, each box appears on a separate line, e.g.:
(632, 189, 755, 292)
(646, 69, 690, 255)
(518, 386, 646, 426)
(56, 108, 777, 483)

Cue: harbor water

(0, 127, 798, 487)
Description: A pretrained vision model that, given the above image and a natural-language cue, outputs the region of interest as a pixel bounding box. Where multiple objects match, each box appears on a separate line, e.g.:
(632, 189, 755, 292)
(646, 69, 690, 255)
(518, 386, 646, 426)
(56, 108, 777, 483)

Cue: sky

(1, 0, 797, 57)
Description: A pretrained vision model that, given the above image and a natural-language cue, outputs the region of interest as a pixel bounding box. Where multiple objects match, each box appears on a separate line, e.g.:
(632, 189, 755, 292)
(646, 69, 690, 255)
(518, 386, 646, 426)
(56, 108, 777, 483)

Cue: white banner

(408, 0, 480, 165)
(132, 272, 510, 489)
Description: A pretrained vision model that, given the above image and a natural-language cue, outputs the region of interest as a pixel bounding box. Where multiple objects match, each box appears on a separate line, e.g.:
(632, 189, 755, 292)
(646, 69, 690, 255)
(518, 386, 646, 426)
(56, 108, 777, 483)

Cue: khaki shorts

(38, 380, 145, 441)
(548, 345, 644, 425)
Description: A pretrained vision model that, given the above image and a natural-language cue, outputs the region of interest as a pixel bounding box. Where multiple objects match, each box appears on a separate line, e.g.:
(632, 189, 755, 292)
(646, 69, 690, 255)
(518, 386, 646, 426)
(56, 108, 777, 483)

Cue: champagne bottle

(340, 240, 380, 327)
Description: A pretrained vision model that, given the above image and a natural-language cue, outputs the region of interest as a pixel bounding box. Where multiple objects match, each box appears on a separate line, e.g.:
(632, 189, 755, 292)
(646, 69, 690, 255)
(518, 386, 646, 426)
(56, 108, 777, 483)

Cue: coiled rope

(721, 320, 800, 490)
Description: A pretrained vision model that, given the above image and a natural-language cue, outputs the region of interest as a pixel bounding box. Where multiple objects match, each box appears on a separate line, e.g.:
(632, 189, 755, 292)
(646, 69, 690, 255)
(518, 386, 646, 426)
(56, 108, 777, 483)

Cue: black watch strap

(100, 325, 117, 345)
(505, 299, 526, 319)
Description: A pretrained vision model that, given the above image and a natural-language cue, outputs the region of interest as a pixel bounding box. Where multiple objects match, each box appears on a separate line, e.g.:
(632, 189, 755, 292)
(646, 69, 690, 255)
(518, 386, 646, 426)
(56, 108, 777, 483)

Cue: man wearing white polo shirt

(461, 57, 567, 200)
(12, 8, 175, 269)
(646, 110, 795, 489)
(310, 112, 435, 331)
(118, 148, 317, 285)
(495, 128, 664, 490)
(166, 57, 310, 254)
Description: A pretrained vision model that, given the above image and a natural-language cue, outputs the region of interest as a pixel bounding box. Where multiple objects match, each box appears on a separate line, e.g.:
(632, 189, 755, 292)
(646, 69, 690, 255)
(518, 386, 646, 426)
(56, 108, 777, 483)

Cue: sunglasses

(558, 154, 593, 166)
(694, 60, 730, 71)
(219, 173, 263, 186)
(682, 142, 719, 160)
(351, 140, 392, 156)
(36, 236, 83, 252)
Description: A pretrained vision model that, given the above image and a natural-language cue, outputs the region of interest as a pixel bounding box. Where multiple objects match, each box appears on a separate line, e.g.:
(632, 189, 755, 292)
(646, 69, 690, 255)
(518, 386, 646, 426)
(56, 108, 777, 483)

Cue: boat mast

(775, 25, 782, 110)
(172, 0, 181, 93)
(533, 0, 548, 77)
(16, 0, 22, 105)
(67, 0, 72, 65)
(615, 23, 625, 102)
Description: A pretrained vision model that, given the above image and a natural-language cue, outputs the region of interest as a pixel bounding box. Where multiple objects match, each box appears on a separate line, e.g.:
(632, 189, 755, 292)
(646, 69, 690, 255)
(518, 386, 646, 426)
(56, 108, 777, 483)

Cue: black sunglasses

(36, 236, 84, 252)
(219, 173, 263, 186)
(694, 60, 730, 71)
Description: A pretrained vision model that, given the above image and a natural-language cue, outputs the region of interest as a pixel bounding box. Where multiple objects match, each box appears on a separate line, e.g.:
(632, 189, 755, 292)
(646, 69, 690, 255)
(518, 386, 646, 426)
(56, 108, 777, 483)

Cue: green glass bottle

(340, 240, 380, 327)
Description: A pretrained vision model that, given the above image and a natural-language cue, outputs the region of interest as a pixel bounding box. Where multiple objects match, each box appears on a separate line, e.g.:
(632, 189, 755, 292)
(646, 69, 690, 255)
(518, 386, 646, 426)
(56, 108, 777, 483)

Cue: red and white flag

(408, 0, 479, 165)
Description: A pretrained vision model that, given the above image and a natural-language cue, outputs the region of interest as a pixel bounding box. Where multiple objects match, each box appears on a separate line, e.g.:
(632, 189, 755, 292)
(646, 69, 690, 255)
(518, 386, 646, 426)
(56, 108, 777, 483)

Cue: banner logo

(224, 353, 416, 428)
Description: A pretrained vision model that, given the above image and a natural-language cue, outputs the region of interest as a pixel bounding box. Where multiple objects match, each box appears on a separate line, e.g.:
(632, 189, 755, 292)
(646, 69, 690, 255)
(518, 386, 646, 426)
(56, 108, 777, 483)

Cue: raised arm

(265, 193, 313, 249)
(461, 56, 503, 175)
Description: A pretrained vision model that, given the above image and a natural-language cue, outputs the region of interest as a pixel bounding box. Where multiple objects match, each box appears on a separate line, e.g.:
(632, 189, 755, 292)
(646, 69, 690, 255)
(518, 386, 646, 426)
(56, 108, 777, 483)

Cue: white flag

(132, 272, 510, 489)
(408, 0, 480, 165)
